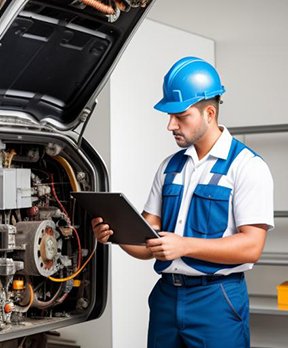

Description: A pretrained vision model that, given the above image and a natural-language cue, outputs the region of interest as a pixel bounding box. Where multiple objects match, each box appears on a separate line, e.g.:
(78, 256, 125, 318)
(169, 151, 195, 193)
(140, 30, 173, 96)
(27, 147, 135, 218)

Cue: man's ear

(205, 105, 217, 123)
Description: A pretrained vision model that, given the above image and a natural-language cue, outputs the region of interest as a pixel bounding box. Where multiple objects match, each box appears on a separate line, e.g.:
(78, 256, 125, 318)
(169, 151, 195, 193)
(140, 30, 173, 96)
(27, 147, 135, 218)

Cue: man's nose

(167, 115, 179, 131)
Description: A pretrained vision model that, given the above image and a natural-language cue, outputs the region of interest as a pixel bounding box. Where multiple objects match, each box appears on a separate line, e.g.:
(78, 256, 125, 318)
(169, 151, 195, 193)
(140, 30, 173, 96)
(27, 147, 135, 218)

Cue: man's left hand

(146, 232, 186, 260)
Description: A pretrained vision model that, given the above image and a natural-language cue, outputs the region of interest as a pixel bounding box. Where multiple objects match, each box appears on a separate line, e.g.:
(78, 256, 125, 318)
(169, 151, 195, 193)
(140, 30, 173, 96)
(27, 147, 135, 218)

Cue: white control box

(0, 168, 32, 209)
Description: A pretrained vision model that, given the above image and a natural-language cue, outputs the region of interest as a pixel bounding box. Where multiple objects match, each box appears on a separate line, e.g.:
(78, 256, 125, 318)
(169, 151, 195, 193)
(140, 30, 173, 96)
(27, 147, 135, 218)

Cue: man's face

(167, 105, 209, 148)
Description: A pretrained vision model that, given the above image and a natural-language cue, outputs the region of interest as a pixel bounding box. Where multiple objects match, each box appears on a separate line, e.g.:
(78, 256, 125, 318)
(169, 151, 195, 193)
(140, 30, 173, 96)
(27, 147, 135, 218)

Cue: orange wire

(81, 0, 115, 14)
(49, 175, 82, 274)
(72, 226, 82, 269)
(48, 239, 97, 283)
(50, 174, 69, 218)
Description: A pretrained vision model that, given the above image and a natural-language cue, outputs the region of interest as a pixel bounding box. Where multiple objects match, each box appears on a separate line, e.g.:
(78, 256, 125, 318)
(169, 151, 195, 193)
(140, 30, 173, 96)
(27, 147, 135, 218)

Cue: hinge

(76, 103, 96, 148)
(0, 0, 29, 41)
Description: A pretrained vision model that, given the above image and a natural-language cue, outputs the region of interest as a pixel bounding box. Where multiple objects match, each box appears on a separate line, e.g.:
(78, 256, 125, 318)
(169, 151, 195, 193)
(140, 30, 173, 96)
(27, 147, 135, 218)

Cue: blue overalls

(148, 138, 254, 348)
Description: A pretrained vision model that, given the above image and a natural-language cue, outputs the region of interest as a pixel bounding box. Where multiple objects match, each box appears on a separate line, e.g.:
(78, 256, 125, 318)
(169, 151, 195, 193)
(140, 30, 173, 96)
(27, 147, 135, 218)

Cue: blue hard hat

(154, 57, 225, 114)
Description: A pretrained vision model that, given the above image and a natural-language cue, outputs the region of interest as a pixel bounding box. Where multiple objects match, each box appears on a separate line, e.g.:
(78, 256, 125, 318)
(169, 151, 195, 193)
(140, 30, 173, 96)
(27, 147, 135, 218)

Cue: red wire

(71, 226, 82, 269)
(50, 174, 82, 268)
(50, 174, 69, 217)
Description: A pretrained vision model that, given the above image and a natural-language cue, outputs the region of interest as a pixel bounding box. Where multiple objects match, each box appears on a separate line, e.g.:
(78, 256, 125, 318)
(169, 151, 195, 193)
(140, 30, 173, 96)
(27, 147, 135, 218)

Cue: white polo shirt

(144, 126, 274, 276)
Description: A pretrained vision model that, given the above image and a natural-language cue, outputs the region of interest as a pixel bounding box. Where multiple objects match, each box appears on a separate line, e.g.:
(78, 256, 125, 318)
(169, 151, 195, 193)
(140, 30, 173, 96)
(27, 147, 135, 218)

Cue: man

(92, 56, 274, 348)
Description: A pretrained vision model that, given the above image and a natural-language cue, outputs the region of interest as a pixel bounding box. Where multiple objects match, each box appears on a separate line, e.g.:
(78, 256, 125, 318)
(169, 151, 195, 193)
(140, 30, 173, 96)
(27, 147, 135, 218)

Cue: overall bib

(148, 138, 253, 348)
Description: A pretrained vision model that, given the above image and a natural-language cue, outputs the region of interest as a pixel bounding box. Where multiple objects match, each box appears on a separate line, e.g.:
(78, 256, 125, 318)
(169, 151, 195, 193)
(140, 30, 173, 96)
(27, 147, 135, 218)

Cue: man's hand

(146, 232, 186, 260)
(91, 217, 113, 244)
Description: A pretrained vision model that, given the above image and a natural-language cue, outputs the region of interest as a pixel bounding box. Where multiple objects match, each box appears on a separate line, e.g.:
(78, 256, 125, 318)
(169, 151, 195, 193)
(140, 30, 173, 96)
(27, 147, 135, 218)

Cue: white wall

(147, 0, 288, 208)
(58, 83, 113, 348)
(147, 0, 288, 124)
(109, 19, 214, 348)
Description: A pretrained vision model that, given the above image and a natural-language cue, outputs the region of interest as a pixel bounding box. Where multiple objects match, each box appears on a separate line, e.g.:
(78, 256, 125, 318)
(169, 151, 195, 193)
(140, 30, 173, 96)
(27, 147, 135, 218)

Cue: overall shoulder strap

(209, 138, 253, 185)
(164, 149, 188, 185)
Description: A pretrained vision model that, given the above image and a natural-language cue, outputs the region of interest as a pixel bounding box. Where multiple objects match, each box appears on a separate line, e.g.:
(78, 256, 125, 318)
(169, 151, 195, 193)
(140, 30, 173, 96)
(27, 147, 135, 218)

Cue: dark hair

(195, 96, 222, 120)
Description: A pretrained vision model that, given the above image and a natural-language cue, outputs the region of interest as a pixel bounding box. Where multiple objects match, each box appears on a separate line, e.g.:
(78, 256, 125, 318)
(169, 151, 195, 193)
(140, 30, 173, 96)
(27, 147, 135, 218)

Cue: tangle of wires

(78, 0, 151, 22)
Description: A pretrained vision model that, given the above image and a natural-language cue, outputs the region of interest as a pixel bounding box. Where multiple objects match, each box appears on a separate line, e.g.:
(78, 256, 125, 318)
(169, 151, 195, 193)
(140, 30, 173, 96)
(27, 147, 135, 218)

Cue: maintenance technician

(92, 56, 274, 348)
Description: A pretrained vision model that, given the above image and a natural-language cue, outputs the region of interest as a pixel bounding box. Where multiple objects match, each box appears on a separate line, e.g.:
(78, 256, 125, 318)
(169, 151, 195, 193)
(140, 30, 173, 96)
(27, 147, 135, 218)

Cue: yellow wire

(53, 155, 80, 192)
(48, 155, 94, 282)
(48, 240, 97, 283)
(14, 283, 34, 313)
(7, 149, 16, 168)
(28, 283, 34, 307)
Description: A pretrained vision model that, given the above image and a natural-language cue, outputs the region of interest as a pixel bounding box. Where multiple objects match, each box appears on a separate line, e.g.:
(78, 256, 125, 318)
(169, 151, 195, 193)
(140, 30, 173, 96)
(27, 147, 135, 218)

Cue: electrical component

(0, 168, 31, 210)
(0, 141, 95, 331)
(74, 0, 152, 22)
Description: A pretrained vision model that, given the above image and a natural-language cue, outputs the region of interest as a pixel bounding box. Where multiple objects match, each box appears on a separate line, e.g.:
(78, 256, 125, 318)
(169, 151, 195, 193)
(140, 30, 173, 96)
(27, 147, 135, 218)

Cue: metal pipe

(274, 211, 288, 218)
(229, 124, 288, 135)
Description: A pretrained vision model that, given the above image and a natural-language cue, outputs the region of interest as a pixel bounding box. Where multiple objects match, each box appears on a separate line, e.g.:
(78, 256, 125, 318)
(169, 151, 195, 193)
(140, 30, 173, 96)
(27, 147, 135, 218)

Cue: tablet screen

(71, 192, 160, 245)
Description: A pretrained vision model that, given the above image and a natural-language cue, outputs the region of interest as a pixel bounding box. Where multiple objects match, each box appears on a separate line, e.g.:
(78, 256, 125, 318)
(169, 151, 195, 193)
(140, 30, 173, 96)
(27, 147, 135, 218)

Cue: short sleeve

(233, 155, 274, 230)
(143, 157, 171, 217)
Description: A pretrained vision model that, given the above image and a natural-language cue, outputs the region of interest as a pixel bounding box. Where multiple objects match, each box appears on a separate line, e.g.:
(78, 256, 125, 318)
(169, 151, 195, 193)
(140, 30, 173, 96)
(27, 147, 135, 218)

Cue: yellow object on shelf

(277, 281, 288, 310)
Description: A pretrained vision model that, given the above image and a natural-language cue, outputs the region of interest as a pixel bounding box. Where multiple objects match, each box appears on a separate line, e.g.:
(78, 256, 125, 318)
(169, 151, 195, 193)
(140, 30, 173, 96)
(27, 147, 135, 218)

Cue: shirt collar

(184, 125, 232, 162)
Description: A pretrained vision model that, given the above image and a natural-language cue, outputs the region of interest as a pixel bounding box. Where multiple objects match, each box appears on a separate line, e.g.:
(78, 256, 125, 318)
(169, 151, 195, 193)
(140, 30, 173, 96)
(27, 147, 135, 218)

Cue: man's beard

(173, 122, 208, 148)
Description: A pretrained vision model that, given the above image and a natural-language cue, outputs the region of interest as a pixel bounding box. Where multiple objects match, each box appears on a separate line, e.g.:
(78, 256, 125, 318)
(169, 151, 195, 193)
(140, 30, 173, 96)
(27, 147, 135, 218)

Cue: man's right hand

(91, 217, 113, 244)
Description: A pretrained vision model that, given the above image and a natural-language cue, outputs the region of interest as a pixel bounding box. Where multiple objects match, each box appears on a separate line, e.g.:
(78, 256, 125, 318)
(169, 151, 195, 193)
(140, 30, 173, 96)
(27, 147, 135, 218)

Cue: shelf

(250, 295, 288, 315)
(251, 345, 282, 348)
(256, 252, 288, 266)
(229, 124, 288, 135)
(274, 210, 288, 218)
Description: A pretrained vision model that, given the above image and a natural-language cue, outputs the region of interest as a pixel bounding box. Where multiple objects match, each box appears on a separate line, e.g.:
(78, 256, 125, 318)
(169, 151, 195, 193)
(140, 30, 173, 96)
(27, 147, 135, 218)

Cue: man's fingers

(148, 245, 163, 253)
(91, 217, 114, 243)
(100, 229, 113, 238)
(91, 217, 103, 226)
(146, 238, 163, 247)
(98, 229, 113, 243)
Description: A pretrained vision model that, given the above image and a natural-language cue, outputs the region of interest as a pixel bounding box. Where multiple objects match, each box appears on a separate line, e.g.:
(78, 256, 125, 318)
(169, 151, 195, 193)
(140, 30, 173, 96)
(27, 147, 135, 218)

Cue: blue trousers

(147, 273, 250, 348)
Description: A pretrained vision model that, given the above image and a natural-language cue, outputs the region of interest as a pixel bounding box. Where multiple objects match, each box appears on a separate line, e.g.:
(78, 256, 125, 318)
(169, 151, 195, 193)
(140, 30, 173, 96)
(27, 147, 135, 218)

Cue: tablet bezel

(71, 191, 160, 245)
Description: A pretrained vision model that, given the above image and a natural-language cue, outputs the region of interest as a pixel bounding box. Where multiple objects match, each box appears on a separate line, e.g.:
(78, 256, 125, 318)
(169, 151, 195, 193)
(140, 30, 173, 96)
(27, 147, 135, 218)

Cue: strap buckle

(172, 273, 183, 287)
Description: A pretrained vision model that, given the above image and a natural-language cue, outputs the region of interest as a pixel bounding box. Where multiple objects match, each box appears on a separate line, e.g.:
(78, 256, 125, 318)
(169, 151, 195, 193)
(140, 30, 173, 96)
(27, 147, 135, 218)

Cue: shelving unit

(257, 252, 288, 266)
(250, 295, 288, 315)
(230, 124, 288, 346)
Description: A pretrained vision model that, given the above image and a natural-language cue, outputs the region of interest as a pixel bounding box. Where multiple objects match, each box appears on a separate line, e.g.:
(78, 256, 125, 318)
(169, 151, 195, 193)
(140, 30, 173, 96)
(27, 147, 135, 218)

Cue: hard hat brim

(154, 97, 204, 114)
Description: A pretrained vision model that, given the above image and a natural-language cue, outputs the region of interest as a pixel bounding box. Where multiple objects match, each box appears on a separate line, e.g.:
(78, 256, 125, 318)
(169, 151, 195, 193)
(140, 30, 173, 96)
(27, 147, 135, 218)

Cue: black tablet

(71, 192, 160, 245)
